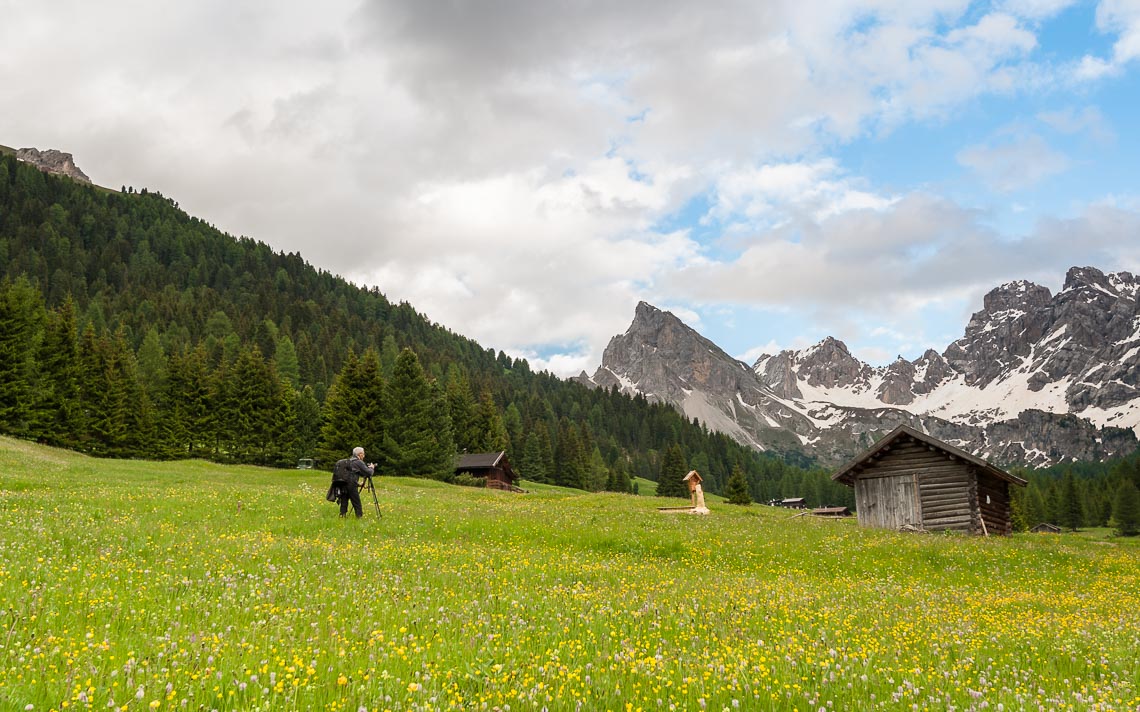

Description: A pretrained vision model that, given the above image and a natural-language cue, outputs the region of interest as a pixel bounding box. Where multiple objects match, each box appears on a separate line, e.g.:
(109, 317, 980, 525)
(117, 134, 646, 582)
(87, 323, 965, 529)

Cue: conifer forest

(0, 152, 855, 506)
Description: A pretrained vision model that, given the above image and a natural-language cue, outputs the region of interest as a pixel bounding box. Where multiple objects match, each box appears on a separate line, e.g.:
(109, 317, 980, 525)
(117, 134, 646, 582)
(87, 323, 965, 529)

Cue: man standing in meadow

(334, 446, 375, 518)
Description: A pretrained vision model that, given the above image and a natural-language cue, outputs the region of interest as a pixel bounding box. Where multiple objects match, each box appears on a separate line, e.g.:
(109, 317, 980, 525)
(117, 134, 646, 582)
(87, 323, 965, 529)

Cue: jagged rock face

(592, 302, 754, 402)
(797, 337, 874, 390)
(753, 351, 802, 399)
(877, 358, 917, 405)
(944, 280, 1053, 387)
(580, 267, 1140, 467)
(16, 147, 91, 183)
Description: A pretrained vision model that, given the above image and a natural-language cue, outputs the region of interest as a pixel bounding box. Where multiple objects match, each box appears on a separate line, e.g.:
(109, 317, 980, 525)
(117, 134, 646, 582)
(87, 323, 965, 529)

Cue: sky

(3, 0, 1140, 377)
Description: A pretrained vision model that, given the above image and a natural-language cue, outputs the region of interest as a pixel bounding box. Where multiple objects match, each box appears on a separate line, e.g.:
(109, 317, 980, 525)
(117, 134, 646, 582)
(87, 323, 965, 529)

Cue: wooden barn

(832, 425, 1026, 535)
(455, 451, 522, 492)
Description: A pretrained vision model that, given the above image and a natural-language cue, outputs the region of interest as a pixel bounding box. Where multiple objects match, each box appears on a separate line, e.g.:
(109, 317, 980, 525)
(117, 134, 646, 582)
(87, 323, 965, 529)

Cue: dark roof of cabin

(831, 424, 1027, 487)
(456, 452, 506, 469)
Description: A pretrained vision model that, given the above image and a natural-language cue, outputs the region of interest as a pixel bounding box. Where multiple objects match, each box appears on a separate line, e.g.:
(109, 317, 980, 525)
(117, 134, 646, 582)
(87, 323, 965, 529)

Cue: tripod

(359, 474, 381, 517)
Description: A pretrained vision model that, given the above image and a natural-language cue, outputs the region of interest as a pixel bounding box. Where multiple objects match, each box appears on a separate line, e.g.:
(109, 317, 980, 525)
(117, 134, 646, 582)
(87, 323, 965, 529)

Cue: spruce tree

(221, 345, 281, 465)
(476, 389, 510, 453)
(34, 297, 83, 445)
(554, 417, 585, 489)
(1060, 471, 1084, 531)
(0, 276, 43, 436)
(519, 429, 547, 483)
(1114, 479, 1140, 537)
(318, 349, 388, 467)
(387, 348, 452, 478)
(657, 444, 688, 499)
(445, 368, 478, 453)
(725, 464, 752, 505)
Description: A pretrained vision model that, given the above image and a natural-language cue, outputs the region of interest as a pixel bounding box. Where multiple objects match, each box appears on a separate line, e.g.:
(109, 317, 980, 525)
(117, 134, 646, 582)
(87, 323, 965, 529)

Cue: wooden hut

(1030, 522, 1061, 534)
(779, 497, 807, 509)
(455, 451, 522, 492)
(832, 425, 1026, 535)
(811, 506, 852, 517)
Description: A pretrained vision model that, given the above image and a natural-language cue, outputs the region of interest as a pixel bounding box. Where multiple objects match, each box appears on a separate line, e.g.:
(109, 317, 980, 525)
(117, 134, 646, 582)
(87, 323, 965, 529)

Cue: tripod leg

(369, 479, 381, 517)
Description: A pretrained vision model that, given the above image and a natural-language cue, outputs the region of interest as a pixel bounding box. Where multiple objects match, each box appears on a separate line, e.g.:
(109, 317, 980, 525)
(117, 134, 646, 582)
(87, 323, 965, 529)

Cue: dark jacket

(333, 456, 374, 483)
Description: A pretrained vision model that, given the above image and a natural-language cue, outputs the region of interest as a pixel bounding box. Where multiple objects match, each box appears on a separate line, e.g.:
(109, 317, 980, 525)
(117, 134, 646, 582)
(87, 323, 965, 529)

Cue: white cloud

(1000, 0, 1080, 20)
(1038, 106, 1116, 144)
(956, 133, 1069, 192)
(2, 1, 1138, 376)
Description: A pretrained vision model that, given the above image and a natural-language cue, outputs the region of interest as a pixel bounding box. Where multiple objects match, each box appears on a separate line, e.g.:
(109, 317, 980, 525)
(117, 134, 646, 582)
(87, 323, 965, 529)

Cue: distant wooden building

(779, 497, 807, 509)
(1030, 522, 1062, 534)
(455, 451, 522, 492)
(832, 425, 1026, 535)
(811, 506, 852, 517)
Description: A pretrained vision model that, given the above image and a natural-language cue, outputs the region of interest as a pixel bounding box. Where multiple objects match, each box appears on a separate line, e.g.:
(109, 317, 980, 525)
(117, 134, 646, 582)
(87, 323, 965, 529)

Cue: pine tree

(318, 349, 388, 467)
(657, 444, 688, 499)
(0, 277, 44, 435)
(1060, 471, 1084, 531)
(446, 368, 478, 453)
(274, 334, 301, 389)
(220, 345, 281, 464)
(162, 344, 211, 458)
(387, 348, 453, 478)
(428, 379, 457, 480)
(554, 417, 585, 489)
(475, 389, 510, 453)
(33, 297, 83, 445)
(725, 464, 751, 505)
(1114, 479, 1140, 537)
(519, 428, 547, 483)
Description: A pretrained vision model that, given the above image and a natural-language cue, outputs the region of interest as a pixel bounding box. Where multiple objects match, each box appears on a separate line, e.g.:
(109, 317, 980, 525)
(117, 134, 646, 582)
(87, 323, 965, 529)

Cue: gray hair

(352, 446, 364, 458)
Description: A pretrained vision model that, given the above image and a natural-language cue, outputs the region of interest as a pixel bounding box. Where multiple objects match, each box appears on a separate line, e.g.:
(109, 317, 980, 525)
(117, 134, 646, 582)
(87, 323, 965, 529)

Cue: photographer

(333, 446, 375, 518)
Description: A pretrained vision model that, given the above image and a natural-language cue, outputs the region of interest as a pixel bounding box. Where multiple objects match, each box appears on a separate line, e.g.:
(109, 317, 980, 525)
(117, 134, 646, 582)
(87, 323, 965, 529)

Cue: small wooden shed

(1030, 522, 1061, 534)
(811, 506, 852, 517)
(455, 451, 521, 492)
(832, 425, 1026, 535)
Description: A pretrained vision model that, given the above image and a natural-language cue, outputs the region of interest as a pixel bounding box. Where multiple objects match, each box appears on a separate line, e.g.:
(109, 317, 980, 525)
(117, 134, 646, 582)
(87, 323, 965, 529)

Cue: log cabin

(832, 425, 1026, 535)
(455, 451, 522, 492)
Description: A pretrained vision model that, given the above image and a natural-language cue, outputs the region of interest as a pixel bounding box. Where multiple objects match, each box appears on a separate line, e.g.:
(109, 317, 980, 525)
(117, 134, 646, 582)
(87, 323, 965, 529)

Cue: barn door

(897, 474, 922, 530)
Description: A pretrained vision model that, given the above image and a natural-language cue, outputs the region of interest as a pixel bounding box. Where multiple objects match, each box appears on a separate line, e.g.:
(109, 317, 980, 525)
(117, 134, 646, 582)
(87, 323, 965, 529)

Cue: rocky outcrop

(580, 267, 1140, 467)
(16, 148, 91, 183)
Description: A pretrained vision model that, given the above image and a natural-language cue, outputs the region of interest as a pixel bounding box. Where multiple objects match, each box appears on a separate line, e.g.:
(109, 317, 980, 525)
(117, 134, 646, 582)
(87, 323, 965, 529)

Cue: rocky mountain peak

(16, 147, 91, 184)
(582, 266, 1140, 467)
(981, 279, 1052, 314)
(798, 336, 873, 390)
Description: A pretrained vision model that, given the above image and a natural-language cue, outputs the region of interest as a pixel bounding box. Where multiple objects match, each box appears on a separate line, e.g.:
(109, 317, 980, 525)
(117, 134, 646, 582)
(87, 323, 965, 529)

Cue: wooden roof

(456, 451, 506, 469)
(831, 424, 1027, 487)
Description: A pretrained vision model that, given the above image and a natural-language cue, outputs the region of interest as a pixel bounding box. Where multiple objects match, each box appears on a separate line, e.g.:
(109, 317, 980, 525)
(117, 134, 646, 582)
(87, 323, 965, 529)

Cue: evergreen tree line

(1009, 451, 1140, 536)
(0, 153, 852, 501)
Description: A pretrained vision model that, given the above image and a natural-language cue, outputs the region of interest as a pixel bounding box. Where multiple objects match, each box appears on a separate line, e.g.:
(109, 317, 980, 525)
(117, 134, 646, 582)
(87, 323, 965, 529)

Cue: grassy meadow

(1, 436, 1139, 712)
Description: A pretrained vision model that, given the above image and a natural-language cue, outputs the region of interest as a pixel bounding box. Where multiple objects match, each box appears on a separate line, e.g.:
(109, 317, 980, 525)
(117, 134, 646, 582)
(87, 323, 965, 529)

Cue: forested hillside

(0, 152, 852, 506)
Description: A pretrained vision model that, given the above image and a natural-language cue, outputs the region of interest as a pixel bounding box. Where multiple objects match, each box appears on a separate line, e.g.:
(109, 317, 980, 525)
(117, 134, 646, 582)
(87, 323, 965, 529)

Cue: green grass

(2, 435, 1139, 711)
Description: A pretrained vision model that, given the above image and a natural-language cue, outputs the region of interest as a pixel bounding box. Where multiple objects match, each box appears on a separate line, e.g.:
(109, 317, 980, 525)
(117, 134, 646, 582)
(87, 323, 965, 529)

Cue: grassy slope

(1, 436, 1138, 711)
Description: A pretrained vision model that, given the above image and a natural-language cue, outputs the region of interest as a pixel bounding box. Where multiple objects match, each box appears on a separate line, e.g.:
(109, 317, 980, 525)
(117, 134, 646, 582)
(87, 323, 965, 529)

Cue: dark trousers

(338, 481, 362, 518)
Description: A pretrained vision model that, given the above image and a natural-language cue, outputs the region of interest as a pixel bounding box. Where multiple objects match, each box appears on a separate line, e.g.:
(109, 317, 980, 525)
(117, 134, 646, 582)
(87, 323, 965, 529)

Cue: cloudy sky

(4, 1, 1140, 375)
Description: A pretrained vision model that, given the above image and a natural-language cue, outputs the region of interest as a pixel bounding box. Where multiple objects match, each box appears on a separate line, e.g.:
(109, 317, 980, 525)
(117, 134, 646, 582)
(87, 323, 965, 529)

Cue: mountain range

(577, 266, 1140, 467)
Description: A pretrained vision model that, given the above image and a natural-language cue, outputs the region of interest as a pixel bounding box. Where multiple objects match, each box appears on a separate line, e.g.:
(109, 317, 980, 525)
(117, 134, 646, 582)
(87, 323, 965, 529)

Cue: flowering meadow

(2, 436, 1139, 711)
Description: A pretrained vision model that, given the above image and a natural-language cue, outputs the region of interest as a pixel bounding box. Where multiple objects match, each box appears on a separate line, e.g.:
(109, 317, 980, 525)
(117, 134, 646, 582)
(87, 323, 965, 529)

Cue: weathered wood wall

(977, 473, 1013, 535)
(854, 474, 919, 530)
(851, 437, 981, 534)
